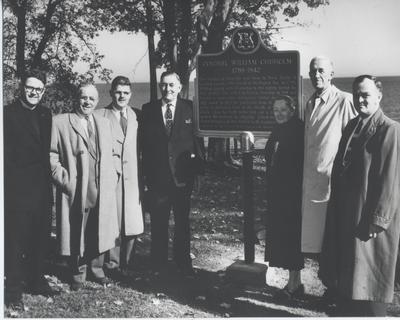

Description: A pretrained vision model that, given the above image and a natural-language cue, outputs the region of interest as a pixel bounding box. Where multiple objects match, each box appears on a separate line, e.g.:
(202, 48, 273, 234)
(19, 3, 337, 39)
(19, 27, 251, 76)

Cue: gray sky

(80, 0, 400, 82)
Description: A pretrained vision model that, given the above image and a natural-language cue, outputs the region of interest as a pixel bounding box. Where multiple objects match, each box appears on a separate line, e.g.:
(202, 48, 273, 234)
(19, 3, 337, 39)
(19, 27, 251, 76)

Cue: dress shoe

(151, 263, 169, 277)
(28, 280, 60, 297)
(178, 265, 196, 278)
(322, 287, 338, 304)
(274, 284, 305, 301)
(106, 268, 129, 282)
(70, 282, 83, 291)
(93, 276, 111, 286)
(5, 295, 24, 310)
(105, 268, 121, 281)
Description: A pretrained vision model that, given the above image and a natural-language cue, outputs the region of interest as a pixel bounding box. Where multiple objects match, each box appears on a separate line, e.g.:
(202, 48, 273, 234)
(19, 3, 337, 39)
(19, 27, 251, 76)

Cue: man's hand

(368, 224, 384, 239)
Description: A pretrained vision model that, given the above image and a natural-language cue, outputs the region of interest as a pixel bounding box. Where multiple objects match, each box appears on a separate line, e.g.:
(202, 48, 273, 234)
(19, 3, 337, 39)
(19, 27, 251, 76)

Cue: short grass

(4, 152, 400, 318)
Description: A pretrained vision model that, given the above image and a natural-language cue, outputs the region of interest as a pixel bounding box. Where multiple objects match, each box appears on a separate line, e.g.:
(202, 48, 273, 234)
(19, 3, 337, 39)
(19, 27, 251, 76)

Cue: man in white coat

(301, 56, 357, 296)
(50, 83, 119, 290)
(95, 76, 144, 279)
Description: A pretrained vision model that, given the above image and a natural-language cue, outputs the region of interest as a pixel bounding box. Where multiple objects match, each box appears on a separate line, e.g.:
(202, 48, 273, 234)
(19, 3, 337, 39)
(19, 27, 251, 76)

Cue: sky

(84, 0, 400, 82)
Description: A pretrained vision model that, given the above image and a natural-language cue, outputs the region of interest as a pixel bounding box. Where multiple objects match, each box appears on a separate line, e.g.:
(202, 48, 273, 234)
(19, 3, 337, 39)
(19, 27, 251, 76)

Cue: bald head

(309, 56, 334, 93)
(309, 56, 333, 71)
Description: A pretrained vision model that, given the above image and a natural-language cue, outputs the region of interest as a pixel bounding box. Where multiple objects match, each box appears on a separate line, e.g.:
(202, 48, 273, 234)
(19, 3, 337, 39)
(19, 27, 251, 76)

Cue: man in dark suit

(140, 71, 204, 277)
(4, 69, 57, 309)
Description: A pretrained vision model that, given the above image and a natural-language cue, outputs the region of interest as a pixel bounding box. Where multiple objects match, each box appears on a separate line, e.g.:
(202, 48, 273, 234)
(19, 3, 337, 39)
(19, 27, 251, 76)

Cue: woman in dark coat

(264, 95, 304, 298)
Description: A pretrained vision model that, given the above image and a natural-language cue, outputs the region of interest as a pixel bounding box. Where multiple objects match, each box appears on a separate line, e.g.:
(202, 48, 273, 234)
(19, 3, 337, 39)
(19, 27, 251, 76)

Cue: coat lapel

(104, 105, 125, 144)
(69, 113, 91, 152)
(342, 110, 383, 168)
(156, 100, 169, 138)
(93, 113, 105, 159)
(170, 99, 183, 140)
(342, 117, 361, 163)
(357, 109, 382, 149)
(125, 107, 138, 146)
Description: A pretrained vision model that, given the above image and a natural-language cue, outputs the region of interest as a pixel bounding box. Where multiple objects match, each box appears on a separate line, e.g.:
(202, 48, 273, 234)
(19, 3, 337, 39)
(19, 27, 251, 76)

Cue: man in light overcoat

(320, 75, 400, 316)
(301, 56, 357, 300)
(301, 56, 357, 256)
(95, 76, 144, 279)
(50, 83, 119, 290)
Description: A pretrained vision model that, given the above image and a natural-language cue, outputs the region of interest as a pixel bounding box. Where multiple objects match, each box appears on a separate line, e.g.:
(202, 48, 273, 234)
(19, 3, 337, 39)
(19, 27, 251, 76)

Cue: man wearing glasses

(4, 69, 58, 309)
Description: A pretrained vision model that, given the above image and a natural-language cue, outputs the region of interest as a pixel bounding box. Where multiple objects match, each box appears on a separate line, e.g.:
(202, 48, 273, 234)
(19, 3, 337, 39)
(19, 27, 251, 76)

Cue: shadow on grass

(114, 254, 301, 317)
(42, 248, 326, 317)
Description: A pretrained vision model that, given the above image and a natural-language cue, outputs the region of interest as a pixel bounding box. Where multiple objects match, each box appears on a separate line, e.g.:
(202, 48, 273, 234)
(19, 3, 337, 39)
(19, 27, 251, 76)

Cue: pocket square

(185, 119, 192, 124)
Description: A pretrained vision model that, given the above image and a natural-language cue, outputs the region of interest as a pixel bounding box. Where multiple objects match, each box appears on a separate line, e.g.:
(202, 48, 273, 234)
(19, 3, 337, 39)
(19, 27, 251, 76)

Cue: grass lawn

(4, 152, 400, 318)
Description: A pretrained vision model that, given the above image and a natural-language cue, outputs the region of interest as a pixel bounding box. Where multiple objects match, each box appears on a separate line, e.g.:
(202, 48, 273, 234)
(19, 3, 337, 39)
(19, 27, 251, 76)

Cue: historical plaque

(195, 27, 300, 137)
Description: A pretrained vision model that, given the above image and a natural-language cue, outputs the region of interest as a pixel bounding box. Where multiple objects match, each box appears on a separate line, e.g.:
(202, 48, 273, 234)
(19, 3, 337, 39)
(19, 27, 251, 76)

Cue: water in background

(97, 76, 400, 122)
(97, 77, 399, 150)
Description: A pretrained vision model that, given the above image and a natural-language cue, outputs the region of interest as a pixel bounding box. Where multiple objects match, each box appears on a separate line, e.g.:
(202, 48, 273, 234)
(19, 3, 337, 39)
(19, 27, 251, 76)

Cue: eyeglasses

(25, 85, 44, 94)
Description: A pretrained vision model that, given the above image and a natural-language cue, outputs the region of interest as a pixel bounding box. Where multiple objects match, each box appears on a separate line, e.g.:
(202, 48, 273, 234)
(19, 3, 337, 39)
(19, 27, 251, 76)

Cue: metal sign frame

(194, 27, 301, 138)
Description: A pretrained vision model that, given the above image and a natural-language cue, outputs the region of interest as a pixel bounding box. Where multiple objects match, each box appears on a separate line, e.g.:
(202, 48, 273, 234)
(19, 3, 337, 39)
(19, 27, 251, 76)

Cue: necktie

(85, 116, 97, 153)
(343, 118, 364, 164)
(120, 111, 127, 135)
(165, 104, 173, 136)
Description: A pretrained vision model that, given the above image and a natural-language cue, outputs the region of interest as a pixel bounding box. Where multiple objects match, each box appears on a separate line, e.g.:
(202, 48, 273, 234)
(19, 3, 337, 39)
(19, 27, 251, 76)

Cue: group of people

(264, 56, 400, 316)
(4, 69, 204, 309)
(4, 57, 400, 316)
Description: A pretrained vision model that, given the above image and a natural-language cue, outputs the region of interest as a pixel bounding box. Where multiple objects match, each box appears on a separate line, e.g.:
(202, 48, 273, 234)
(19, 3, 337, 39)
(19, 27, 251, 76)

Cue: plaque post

(241, 131, 255, 264)
(226, 131, 266, 286)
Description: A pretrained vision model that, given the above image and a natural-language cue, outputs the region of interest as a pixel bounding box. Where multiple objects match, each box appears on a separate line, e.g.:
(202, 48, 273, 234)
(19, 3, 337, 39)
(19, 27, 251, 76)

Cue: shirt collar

(112, 105, 127, 117)
(76, 111, 94, 122)
(162, 99, 177, 108)
(19, 98, 37, 110)
(315, 85, 335, 102)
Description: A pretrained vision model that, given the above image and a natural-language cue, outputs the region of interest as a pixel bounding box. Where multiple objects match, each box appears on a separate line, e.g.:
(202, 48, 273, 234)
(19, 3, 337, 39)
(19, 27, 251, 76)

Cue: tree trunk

(15, 2, 27, 77)
(146, 0, 157, 101)
(162, 0, 177, 69)
(176, 0, 191, 98)
(200, 0, 238, 169)
(31, 0, 60, 68)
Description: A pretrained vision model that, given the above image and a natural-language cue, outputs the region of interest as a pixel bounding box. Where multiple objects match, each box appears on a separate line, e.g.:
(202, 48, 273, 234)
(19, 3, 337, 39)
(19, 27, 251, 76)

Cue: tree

(195, 0, 329, 169)
(88, 0, 163, 101)
(91, 0, 329, 169)
(3, 0, 113, 111)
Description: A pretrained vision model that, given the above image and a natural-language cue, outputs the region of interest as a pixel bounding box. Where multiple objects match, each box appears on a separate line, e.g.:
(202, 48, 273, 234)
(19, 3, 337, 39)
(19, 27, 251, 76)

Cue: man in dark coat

(320, 75, 400, 316)
(4, 69, 58, 308)
(140, 71, 204, 277)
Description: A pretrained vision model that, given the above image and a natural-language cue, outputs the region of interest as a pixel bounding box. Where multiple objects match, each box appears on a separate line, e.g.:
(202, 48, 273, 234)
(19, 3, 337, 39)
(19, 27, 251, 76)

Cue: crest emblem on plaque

(232, 27, 259, 53)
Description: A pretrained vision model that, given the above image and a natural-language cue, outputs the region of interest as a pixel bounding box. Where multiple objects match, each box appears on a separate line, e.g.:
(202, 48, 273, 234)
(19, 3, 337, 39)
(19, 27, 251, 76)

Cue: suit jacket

(140, 98, 204, 192)
(4, 100, 53, 214)
(50, 112, 119, 256)
(320, 108, 400, 303)
(94, 105, 144, 236)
